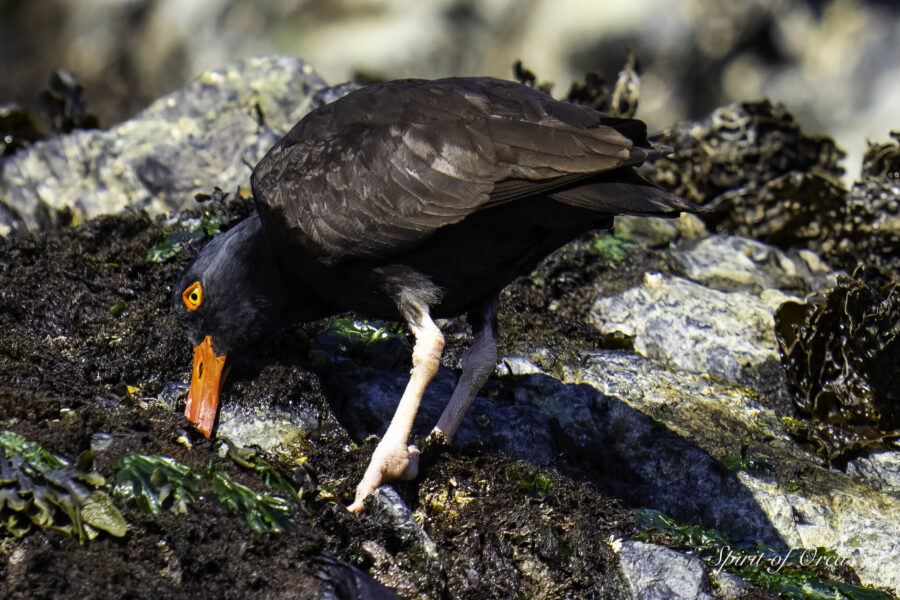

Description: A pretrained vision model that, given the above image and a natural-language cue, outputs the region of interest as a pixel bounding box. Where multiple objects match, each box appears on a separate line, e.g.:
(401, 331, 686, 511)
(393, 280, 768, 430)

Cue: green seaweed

(0, 431, 126, 542)
(146, 190, 228, 263)
(114, 450, 297, 533)
(591, 234, 630, 266)
(311, 316, 411, 370)
(517, 473, 554, 500)
(113, 453, 201, 514)
(210, 470, 292, 534)
(635, 509, 895, 600)
(720, 453, 772, 474)
(220, 440, 304, 501)
(0, 430, 66, 472)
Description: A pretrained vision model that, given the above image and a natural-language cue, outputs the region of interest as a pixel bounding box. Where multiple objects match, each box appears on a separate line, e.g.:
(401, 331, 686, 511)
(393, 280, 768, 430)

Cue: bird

(173, 77, 695, 512)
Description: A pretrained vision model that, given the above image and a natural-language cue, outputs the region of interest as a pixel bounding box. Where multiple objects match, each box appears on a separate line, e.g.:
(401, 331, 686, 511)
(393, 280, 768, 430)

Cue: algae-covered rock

(0, 55, 327, 235)
(590, 271, 792, 385)
(828, 133, 900, 277)
(774, 269, 900, 462)
(615, 540, 715, 600)
(650, 100, 845, 208)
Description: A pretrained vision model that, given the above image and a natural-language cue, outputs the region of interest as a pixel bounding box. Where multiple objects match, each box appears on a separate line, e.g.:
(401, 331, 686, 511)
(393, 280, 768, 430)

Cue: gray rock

(332, 233, 900, 592)
(215, 401, 322, 452)
(0, 55, 327, 235)
(368, 486, 438, 560)
(614, 540, 715, 600)
(846, 451, 900, 493)
(614, 215, 682, 247)
(590, 270, 795, 383)
(567, 350, 900, 593)
(709, 570, 752, 599)
(673, 235, 835, 295)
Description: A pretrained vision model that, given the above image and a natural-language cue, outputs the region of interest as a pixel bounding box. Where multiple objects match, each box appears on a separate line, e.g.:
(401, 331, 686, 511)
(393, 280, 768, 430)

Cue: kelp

(649, 100, 847, 248)
(113, 449, 300, 534)
(0, 430, 126, 542)
(774, 268, 900, 461)
(829, 133, 900, 278)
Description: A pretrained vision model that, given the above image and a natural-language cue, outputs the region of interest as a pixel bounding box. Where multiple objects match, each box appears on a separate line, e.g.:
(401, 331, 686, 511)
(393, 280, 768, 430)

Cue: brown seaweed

(774, 269, 900, 462)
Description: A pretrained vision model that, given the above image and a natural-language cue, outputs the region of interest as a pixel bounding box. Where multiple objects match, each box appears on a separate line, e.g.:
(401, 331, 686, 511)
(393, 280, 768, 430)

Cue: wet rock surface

(2, 57, 899, 598)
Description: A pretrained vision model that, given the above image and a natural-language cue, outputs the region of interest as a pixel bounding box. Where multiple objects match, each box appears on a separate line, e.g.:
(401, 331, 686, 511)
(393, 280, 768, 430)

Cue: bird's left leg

(347, 295, 444, 512)
(429, 295, 499, 444)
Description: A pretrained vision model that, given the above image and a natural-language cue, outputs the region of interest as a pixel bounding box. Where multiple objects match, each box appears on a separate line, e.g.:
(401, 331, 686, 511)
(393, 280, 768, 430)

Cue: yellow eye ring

(182, 281, 203, 311)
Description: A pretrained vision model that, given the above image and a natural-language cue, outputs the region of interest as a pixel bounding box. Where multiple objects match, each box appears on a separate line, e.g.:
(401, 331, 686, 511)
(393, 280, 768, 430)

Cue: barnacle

(0, 430, 126, 542)
(774, 269, 900, 461)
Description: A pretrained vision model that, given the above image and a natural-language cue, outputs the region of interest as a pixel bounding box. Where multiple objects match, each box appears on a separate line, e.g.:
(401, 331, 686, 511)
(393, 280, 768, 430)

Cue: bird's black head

(173, 214, 294, 437)
(173, 214, 293, 357)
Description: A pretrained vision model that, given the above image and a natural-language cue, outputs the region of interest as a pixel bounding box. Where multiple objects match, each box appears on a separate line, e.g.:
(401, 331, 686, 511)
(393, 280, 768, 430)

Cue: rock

(333, 229, 900, 593)
(590, 271, 794, 384)
(0, 55, 327, 235)
(846, 452, 900, 494)
(673, 235, 834, 295)
(614, 215, 682, 247)
(614, 540, 715, 600)
(368, 486, 438, 560)
(709, 570, 752, 599)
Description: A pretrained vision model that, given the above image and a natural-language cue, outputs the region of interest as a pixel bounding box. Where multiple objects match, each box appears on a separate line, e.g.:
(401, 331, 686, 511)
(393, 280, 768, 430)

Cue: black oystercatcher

(173, 77, 694, 511)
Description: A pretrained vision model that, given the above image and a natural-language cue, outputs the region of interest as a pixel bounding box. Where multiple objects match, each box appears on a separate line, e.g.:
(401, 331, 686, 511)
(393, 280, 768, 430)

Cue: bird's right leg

(429, 295, 499, 445)
(348, 294, 444, 512)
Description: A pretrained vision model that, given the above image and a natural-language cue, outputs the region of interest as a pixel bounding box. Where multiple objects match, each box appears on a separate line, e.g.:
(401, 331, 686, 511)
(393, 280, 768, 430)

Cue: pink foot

(347, 442, 420, 512)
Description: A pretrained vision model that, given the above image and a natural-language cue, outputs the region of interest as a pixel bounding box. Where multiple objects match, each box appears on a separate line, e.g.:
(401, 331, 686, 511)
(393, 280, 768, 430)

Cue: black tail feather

(550, 168, 702, 216)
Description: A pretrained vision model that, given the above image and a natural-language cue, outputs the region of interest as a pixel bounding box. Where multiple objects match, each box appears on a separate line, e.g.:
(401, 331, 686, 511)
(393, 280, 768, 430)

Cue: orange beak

(184, 335, 228, 438)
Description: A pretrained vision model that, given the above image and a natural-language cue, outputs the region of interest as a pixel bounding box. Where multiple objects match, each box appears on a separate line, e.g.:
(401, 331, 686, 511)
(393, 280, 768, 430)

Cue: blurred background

(2, 0, 899, 177)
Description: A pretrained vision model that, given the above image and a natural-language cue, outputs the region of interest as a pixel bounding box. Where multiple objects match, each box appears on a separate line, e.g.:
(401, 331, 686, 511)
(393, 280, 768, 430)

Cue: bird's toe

(347, 442, 420, 512)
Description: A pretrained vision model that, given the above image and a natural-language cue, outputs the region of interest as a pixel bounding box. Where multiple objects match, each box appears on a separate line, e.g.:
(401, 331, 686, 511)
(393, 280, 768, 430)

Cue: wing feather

(251, 77, 668, 266)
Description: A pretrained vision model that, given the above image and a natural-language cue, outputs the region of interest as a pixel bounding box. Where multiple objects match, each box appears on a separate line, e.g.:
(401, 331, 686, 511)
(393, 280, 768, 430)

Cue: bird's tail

(549, 168, 701, 217)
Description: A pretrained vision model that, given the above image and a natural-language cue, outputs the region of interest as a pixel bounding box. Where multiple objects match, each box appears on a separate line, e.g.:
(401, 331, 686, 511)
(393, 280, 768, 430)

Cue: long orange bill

(184, 335, 228, 438)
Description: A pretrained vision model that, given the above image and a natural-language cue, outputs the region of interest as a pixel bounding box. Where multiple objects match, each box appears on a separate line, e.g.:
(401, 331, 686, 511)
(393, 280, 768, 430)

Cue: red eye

(182, 281, 203, 311)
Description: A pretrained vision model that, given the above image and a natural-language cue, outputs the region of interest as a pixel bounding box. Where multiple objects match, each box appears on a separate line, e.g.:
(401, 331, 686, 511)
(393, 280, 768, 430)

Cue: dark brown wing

(251, 77, 665, 267)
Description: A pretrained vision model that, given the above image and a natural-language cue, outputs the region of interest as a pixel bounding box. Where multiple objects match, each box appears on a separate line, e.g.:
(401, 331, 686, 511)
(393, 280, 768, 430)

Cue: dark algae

(775, 268, 900, 462)
(0, 210, 639, 598)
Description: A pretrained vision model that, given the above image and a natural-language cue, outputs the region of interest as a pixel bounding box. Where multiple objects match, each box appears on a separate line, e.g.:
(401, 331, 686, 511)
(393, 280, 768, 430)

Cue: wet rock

(614, 540, 715, 600)
(709, 570, 752, 600)
(0, 55, 327, 234)
(567, 351, 900, 594)
(367, 486, 438, 561)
